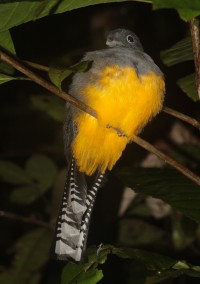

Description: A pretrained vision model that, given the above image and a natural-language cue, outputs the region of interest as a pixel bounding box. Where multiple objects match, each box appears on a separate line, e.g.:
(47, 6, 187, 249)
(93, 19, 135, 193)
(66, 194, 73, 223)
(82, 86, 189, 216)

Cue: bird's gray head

(106, 29, 143, 51)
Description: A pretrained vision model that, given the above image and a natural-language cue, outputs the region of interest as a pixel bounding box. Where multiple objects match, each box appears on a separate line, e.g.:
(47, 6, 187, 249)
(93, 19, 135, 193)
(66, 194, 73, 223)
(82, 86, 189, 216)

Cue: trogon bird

(54, 29, 165, 262)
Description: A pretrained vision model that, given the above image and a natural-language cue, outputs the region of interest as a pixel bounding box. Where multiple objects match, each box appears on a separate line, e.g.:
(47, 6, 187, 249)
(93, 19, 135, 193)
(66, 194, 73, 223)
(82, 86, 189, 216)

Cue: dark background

(0, 2, 199, 283)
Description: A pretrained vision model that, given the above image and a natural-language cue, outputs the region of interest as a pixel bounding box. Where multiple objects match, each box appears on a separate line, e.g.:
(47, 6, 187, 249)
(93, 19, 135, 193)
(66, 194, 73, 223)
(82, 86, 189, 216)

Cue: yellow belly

(72, 65, 165, 175)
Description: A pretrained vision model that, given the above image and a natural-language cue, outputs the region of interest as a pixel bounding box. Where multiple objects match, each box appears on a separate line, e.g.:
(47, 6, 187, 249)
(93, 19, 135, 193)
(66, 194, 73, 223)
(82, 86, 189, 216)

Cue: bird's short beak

(106, 39, 118, 47)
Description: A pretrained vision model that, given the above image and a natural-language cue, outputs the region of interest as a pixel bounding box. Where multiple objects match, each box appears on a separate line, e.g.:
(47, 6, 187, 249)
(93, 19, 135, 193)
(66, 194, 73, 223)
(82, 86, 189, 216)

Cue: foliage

(117, 168, 200, 223)
(161, 37, 193, 66)
(31, 95, 65, 122)
(161, 34, 199, 102)
(0, 1, 200, 284)
(0, 0, 199, 32)
(60, 246, 200, 283)
(152, 0, 200, 21)
(0, 0, 149, 32)
(0, 228, 51, 284)
(177, 74, 197, 101)
(0, 30, 15, 76)
(0, 155, 57, 204)
(48, 61, 92, 90)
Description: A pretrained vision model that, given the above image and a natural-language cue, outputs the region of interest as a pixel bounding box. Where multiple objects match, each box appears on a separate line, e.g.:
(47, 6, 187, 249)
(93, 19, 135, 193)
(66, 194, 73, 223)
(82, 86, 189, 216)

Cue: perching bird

(54, 29, 165, 262)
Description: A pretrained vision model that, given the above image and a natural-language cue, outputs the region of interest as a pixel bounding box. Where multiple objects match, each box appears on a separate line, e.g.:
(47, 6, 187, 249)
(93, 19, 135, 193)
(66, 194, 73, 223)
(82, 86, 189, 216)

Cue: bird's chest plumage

(72, 65, 165, 175)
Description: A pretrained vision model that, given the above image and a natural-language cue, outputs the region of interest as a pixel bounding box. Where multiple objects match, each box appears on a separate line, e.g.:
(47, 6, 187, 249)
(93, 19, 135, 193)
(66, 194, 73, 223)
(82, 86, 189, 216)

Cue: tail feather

(54, 158, 105, 262)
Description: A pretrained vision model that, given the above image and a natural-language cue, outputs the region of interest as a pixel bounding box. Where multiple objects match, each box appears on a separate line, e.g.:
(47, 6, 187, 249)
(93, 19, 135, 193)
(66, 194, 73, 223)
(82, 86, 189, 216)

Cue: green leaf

(0, 74, 30, 85)
(9, 186, 39, 205)
(0, 30, 15, 74)
(61, 245, 111, 284)
(0, 0, 151, 32)
(62, 264, 87, 284)
(25, 154, 57, 192)
(161, 37, 197, 101)
(0, 160, 32, 185)
(0, 29, 15, 54)
(33, 0, 51, 19)
(49, 61, 91, 89)
(178, 9, 200, 22)
(78, 269, 103, 284)
(14, 228, 51, 270)
(146, 270, 196, 284)
(146, 261, 200, 283)
(31, 94, 65, 122)
(71, 61, 92, 73)
(117, 168, 200, 223)
(49, 66, 73, 89)
(177, 73, 198, 102)
(76, 245, 200, 283)
(0, 61, 14, 75)
(49, 0, 152, 13)
(161, 37, 193, 67)
(87, 245, 111, 264)
(0, 73, 16, 85)
(152, 0, 200, 21)
(0, 1, 54, 32)
(61, 263, 103, 284)
(112, 247, 200, 282)
(0, 228, 51, 284)
(1, 156, 57, 204)
(112, 247, 176, 271)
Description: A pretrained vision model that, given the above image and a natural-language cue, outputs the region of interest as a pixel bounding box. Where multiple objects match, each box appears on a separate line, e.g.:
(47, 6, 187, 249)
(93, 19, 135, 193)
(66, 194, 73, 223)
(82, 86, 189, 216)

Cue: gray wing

(54, 103, 88, 262)
(54, 102, 106, 262)
(63, 103, 77, 162)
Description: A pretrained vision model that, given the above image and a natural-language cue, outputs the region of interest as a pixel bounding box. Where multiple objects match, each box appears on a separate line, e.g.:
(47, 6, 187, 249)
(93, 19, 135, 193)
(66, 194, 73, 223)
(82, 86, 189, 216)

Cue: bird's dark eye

(127, 35, 134, 43)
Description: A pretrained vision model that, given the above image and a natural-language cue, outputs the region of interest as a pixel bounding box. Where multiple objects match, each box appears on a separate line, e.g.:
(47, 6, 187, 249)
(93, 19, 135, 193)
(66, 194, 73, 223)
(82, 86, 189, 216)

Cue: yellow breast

(72, 65, 165, 175)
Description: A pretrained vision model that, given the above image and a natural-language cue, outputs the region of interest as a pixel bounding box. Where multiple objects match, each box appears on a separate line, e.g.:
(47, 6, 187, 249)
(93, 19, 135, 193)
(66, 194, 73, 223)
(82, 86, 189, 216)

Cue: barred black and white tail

(54, 158, 104, 262)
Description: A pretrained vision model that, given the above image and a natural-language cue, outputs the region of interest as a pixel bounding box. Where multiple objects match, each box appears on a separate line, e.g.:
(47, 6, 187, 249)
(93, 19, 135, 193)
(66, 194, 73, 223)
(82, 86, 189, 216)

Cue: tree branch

(163, 107, 200, 130)
(0, 50, 97, 119)
(20, 59, 200, 131)
(0, 210, 53, 230)
(0, 50, 200, 186)
(133, 136, 200, 186)
(189, 18, 200, 100)
(24, 60, 49, 72)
